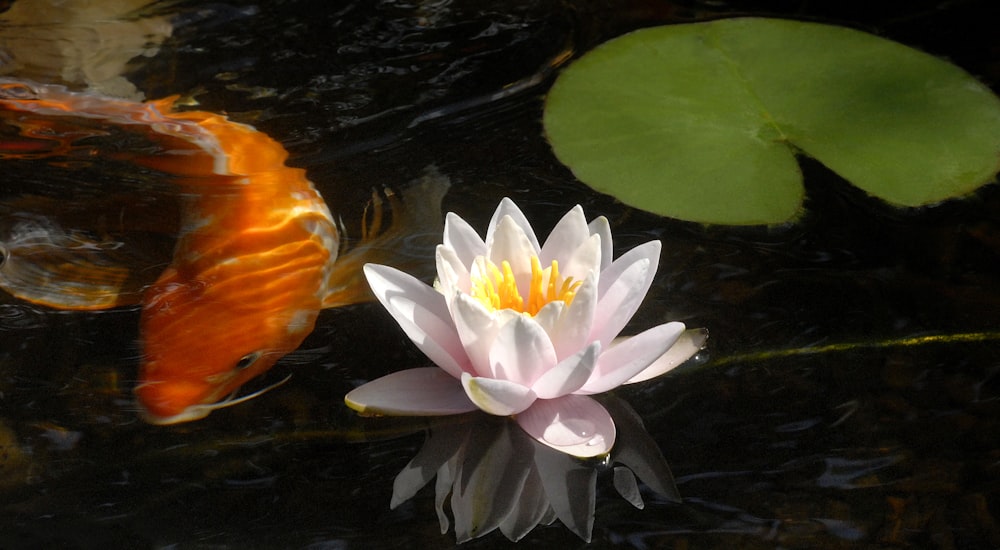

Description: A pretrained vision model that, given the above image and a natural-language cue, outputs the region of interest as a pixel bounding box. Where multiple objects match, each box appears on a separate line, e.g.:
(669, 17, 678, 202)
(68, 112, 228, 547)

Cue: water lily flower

(346, 198, 706, 457)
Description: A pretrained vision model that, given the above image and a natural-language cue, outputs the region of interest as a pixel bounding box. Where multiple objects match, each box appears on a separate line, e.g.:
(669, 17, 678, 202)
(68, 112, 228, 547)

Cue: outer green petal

(625, 327, 708, 384)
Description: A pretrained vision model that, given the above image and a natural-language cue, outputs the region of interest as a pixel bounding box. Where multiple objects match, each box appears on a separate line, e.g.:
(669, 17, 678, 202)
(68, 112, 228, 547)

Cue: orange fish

(0, 78, 447, 424)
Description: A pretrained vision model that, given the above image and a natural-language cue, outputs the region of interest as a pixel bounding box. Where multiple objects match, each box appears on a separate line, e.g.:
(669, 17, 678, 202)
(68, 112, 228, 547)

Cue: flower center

(470, 255, 581, 316)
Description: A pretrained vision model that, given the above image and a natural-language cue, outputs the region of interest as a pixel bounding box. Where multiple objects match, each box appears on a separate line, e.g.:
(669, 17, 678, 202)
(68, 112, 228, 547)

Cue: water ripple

(0, 303, 48, 330)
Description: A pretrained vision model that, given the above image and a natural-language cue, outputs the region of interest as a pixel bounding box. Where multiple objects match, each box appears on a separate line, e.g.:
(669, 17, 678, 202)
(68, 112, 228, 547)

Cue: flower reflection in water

(391, 395, 679, 543)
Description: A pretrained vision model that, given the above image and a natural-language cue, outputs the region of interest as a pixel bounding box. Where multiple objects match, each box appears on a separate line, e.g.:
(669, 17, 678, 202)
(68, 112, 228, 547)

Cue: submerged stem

(709, 330, 1000, 367)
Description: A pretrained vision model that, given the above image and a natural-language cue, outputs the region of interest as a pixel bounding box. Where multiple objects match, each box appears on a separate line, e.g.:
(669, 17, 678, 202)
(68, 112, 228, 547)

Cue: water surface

(1, 0, 999, 547)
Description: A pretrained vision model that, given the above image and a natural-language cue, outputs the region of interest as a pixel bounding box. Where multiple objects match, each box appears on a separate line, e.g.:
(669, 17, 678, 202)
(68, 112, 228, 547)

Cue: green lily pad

(543, 17, 1000, 225)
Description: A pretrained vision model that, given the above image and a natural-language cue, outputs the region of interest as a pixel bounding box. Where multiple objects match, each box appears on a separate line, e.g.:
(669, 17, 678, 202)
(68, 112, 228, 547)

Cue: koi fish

(0, 78, 448, 424)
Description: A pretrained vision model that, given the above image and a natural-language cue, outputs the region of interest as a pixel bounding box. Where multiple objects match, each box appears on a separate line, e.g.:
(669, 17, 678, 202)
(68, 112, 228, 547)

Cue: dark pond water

(1, 0, 999, 548)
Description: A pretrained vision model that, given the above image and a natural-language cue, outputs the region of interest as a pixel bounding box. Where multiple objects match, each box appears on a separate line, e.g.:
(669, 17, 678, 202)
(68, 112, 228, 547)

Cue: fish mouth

(138, 402, 215, 425)
(133, 378, 216, 424)
(134, 375, 292, 425)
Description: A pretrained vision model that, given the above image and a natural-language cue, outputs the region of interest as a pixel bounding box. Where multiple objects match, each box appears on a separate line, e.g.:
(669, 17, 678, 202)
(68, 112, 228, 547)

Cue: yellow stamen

(471, 255, 582, 316)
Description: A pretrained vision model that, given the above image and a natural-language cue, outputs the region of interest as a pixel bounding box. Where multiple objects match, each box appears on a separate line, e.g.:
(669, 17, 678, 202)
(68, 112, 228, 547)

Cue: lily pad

(543, 17, 1000, 225)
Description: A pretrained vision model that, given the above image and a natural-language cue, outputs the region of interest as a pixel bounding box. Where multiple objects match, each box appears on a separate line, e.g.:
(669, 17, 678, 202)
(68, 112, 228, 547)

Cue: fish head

(134, 267, 320, 424)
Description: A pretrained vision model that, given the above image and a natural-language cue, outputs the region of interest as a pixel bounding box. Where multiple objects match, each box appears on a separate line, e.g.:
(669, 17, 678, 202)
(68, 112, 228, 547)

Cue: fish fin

(0, 210, 172, 310)
(321, 166, 450, 308)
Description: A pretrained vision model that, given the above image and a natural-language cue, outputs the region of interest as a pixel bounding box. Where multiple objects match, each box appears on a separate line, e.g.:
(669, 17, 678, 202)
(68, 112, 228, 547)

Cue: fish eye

(235, 351, 262, 371)
(0, 243, 7, 268)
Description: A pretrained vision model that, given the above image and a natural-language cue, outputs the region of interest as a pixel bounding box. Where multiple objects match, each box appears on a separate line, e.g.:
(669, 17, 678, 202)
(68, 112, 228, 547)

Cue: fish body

(0, 79, 445, 424)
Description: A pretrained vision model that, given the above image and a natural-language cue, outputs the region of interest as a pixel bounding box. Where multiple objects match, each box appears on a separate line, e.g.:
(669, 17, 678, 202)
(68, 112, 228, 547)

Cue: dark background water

(1, 0, 999, 548)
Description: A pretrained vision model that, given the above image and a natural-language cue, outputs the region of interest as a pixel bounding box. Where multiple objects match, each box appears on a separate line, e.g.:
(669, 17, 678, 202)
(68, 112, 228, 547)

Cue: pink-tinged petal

(516, 395, 615, 457)
(539, 205, 588, 265)
(345, 368, 477, 416)
(364, 264, 471, 378)
(626, 327, 708, 384)
(443, 212, 486, 267)
(588, 240, 661, 347)
(487, 216, 537, 294)
(547, 272, 598, 360)
(588, 216, 613, 272)
(532, 342, 600, 399)
(435, 245, 468, 296)
(486, 198, 540, 253)
(559, 234, 602, 286)
(530, 299, 564, 337)
(461, 372, 537, 415)
(488, 314, 557, 386)
(578, 322, 684, 395)
(450, 292, 506, 378)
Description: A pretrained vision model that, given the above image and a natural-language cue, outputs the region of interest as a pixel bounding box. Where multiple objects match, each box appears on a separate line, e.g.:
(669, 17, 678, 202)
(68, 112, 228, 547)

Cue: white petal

(531, 342, 599, 399)
(467, 254, 491, 285)
(589, 240, 661, 347)
(443, 212, 486, 267)
(462, 372, 537, 416)
(486, 198, 540, 253)
(558, 234, 602, 286)
(488, 216, 536, 295)
(488, 314, 557, 386)
(364, 264, 471, 378)
(516, 395, 615, 457)
(450, 292, 506, 378)
(578, 322, 684, 395)
(345, 368, 477, 415)
(539, 205, 588, 265)
(588, 216, 613, 272)
(626, 327, 708, 384)
(435, 244, 468, 296)
(530, 299, 564, 337)
(548, 272, 598, 360)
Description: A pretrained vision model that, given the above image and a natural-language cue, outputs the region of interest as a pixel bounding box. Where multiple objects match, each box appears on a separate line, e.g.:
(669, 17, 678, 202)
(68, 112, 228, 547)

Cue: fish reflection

(0, 78, 447, 424)
(0, 0, 172, 100)
(391, 395, 679, 543)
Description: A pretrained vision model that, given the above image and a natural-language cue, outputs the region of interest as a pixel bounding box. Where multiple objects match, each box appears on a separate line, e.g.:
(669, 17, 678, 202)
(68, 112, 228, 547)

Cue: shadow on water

(2, 0, 1000, 547)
